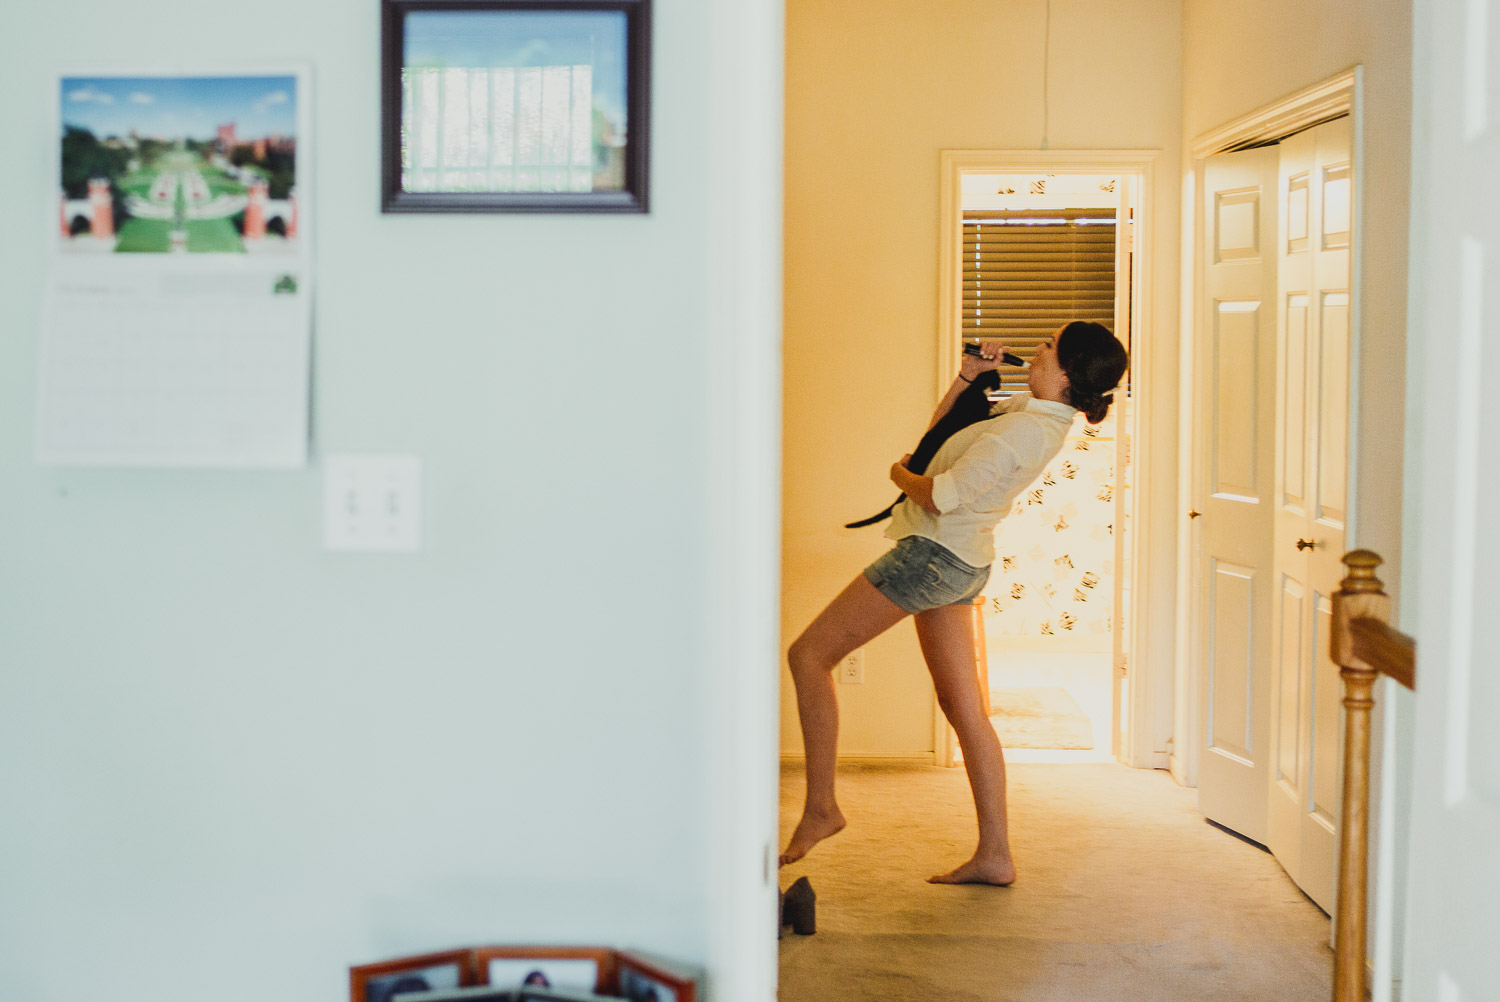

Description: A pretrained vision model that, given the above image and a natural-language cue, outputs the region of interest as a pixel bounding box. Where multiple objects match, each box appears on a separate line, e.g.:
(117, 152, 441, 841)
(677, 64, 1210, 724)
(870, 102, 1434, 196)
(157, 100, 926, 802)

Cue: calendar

(37, 265, 310, 467)
(40, 68, 312, 468)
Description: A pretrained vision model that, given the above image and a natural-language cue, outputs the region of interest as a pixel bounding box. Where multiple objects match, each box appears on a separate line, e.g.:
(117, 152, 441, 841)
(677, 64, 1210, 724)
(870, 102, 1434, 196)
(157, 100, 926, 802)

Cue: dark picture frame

(380, 0, 651, 213)
(349, 949, 476, 1002)
(614, 953, 695, 1002)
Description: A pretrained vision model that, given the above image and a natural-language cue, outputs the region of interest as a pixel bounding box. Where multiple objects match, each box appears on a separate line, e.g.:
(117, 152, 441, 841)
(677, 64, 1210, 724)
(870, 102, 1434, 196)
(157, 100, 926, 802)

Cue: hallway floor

(985, 650, 1115, 764)
(778, 762, 1332, 1002)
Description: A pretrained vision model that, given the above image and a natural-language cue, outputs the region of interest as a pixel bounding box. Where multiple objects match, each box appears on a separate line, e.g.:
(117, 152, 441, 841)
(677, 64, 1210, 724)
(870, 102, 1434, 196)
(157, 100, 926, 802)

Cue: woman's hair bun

(1082, 391, 1113, 425)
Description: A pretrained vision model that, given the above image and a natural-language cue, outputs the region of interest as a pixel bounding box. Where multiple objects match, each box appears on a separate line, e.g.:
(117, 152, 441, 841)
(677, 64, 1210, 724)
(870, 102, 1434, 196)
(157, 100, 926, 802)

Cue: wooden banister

(1329, 549, 1417, 1002)
(1348, 617, 1416, 691)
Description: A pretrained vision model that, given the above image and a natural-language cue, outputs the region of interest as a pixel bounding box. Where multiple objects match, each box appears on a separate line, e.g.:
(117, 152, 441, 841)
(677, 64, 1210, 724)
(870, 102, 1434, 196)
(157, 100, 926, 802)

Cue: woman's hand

(959, 339, 1009, 381)
(890, 455, 939, 514)
(929, 341, 1008, 432)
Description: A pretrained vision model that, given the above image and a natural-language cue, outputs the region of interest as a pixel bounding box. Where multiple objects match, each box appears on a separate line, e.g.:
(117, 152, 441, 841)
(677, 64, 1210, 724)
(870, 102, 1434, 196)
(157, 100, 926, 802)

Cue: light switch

(323, 454, 421, 552)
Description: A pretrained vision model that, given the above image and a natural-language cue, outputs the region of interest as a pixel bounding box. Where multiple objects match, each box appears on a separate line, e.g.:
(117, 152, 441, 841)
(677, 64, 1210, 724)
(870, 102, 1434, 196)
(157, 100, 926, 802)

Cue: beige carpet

(989, 687, 1094, 749)
(778, 762, 1332, 1002)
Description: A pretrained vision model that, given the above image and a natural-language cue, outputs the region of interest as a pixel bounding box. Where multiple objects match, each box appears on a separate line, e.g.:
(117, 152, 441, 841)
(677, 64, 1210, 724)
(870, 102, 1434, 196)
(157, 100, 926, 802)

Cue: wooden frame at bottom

(614, 952, 696, 1002)
(350, 948, 477, 1002)
(352, 945, 698, 1002)
(473, 945, 617, 995)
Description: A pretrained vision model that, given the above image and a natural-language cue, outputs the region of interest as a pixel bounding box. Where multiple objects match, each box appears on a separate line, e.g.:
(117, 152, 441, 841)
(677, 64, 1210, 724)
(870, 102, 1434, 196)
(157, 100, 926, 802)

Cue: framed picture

(350, 950, 475, 1002)
(475, 947, 616, 994)
(377, 989, 517, 1002)
(614, 954, 695, 1002)
(520, 989, 625, 1002)
(380, 0, 650, 213)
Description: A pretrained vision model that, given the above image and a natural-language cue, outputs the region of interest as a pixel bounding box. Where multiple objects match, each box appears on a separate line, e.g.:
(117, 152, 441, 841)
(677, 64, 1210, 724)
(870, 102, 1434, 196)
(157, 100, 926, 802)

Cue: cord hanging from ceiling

(1041, 0, 1052, 151)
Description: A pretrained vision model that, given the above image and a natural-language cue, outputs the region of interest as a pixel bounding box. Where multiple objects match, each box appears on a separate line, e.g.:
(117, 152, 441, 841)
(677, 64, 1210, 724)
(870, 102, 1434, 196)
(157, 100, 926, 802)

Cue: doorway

(1184, 70, 1362, 915)
(936, 151, 1158, 768)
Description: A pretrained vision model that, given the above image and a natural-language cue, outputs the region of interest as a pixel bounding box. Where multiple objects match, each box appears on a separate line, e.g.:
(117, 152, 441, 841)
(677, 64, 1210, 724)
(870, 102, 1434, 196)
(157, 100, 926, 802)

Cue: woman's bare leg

(914, 603, 1016, 885)
(780, 574, 909, 866)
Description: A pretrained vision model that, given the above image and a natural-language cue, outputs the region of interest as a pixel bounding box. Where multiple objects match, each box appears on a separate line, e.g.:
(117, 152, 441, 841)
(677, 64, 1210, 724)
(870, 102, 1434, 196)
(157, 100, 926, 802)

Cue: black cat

(845, 368, 1004, 528)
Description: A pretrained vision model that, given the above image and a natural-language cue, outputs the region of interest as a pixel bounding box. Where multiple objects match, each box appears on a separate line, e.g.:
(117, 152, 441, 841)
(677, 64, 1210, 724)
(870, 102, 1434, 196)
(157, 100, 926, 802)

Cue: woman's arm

(890, 456, 939, 514)
(926, 339, 1008, 430)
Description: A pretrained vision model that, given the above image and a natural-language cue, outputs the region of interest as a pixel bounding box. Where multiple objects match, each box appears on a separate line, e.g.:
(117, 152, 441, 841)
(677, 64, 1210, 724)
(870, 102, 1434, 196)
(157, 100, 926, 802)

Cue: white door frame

(936, 149, 1161, 768)
(1400, 0, 1500, 991)
(1176, 67, 1364, 786)
(702, 0, 782, 997)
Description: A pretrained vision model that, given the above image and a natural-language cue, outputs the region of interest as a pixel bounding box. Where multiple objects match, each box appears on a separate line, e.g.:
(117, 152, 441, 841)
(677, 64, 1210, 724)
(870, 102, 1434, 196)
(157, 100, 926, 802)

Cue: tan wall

(1181, 0, 1412, 593)
(782, 0, 1183, 756)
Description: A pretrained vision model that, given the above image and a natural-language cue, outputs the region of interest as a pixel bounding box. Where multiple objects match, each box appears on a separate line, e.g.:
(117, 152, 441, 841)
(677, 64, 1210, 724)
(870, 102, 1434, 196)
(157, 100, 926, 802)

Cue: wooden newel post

(1330, 549, 1390, 1002)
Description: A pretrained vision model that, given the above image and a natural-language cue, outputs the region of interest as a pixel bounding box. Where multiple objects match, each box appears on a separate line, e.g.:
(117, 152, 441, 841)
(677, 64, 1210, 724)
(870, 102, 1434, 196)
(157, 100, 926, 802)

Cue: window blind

(962, 208, 1117, 392)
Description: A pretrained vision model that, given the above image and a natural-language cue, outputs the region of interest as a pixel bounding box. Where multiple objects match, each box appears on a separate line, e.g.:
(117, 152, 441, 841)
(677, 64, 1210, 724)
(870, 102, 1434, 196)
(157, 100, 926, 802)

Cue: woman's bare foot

(779, 806, 847, 866)
(926, 853, 1016, 886)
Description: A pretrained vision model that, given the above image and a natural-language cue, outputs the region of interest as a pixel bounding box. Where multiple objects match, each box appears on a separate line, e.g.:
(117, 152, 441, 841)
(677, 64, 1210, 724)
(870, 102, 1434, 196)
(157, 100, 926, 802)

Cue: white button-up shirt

(885, 392, 1079, 568)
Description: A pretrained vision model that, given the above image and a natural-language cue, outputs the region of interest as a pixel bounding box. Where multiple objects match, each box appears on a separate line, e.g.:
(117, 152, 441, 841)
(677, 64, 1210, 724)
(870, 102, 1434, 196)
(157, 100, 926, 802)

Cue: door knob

(1296, 538, 1316, 550)
(1188, 509, 1202, 519)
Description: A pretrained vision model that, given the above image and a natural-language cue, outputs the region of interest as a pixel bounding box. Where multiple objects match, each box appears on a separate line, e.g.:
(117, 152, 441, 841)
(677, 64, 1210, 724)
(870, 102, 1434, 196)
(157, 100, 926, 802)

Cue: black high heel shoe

(781, 876, 816, 936)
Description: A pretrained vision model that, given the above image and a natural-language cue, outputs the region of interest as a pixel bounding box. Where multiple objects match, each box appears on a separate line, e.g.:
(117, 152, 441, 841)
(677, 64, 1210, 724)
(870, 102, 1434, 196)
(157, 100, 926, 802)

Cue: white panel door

(1267, 118, 1352, 913)
(1196, 147, 1279, 843)
(1404, 0, 1500, 994)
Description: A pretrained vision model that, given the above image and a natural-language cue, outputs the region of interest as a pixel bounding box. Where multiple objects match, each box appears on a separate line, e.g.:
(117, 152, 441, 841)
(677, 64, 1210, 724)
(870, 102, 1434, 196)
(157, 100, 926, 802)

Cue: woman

(781, 321, 1129, 884)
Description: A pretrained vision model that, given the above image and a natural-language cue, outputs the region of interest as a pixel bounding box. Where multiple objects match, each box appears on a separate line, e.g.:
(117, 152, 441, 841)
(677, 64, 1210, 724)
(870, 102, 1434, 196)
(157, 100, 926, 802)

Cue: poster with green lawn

(59, 73, 301, 254)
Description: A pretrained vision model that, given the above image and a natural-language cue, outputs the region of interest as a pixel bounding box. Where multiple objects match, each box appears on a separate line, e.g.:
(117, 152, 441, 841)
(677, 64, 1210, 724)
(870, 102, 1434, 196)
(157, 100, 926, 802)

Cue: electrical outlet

(840, 649, 864, 684)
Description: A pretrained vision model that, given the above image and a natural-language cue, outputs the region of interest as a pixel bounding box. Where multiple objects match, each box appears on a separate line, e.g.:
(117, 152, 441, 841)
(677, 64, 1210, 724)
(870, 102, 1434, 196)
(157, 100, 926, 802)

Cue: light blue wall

(0, 0, 761, 998)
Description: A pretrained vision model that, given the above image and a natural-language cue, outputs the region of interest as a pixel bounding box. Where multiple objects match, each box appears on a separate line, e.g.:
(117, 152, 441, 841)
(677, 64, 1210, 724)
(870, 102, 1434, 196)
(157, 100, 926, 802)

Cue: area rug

(989, 686, 1094, 749)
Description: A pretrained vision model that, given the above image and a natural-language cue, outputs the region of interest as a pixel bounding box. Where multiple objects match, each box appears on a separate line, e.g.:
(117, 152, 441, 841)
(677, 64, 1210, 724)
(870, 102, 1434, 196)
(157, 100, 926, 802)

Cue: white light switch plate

(323, 454, 421, 552)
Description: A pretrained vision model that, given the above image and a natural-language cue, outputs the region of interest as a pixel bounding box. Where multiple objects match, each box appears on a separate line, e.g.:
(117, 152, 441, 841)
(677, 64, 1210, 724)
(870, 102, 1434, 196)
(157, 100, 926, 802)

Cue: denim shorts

(863, 535, 991, 614)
